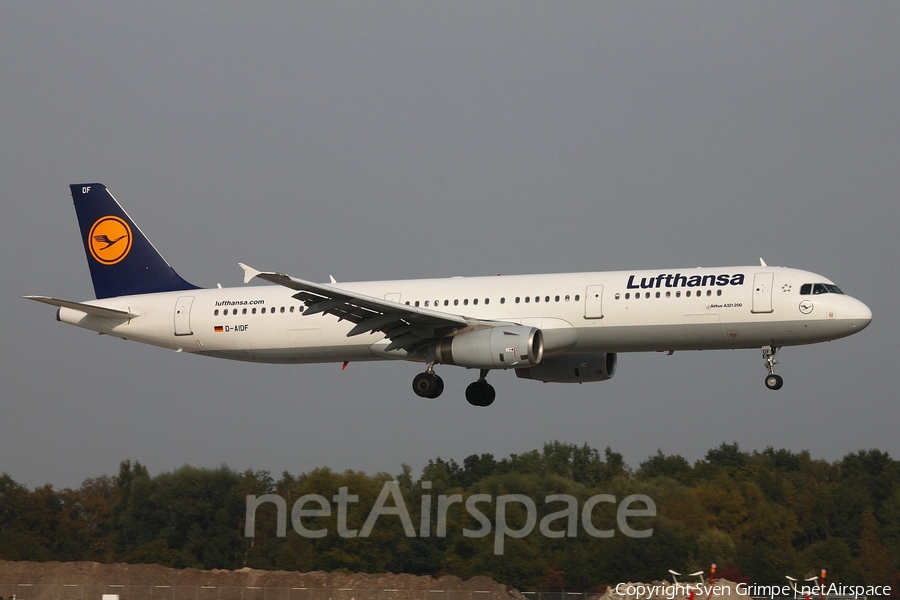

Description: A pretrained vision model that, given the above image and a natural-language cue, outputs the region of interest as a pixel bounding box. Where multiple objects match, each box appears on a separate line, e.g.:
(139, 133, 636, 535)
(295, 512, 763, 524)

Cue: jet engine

(516, 352, 617, 383)
(434, 326, 543, 369)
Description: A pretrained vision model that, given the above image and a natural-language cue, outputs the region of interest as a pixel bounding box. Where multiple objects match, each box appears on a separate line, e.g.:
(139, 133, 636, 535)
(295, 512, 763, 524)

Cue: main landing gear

(412, 366, 444, 399)
(762, 345, 784, 390)
(411, 366, 496, 406)
(465, 370, 496, 407)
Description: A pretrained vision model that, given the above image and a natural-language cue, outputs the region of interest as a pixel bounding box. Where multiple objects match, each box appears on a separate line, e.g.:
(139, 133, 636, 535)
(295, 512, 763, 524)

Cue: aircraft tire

(413, 372, 440, 398)
(465, 381, 496, 407)
(765, 374, 784, 390)
(430, 375, 444, 398)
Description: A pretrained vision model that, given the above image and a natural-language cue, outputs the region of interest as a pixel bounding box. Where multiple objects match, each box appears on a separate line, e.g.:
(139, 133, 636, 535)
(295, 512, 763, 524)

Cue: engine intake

(435, 326, 543, 369)
(516, 352, 617, 383)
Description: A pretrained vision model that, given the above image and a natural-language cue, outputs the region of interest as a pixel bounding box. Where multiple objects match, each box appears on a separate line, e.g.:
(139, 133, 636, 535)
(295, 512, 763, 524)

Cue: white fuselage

(57, 265, 872, 365)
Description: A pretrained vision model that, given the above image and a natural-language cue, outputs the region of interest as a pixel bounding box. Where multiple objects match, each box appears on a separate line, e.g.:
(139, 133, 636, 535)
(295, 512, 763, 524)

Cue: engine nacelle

(434, 326, 543, 369)
(516, 352, 617, 383)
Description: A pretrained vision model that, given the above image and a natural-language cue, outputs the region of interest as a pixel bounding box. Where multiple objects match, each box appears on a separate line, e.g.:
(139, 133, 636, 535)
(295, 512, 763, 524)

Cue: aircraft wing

(239, 264, 473, 352)
(24, 296, 138, 319)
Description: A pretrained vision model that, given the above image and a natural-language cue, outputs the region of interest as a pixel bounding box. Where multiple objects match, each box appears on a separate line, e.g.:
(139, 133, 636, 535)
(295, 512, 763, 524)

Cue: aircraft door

(751, 273, 775, 314)
(584, 285, 604, 319)
(174, 295, 195, 336)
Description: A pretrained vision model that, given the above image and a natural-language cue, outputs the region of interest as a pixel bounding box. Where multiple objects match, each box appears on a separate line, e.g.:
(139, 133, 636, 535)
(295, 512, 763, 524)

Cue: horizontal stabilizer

(24, 296, 137, 319)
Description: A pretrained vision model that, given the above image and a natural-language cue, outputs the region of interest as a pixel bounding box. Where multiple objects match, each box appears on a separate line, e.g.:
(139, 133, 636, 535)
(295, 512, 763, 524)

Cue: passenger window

(686, 291, 691, 297)
(676, 291, 681, 298)
(535, 296, 540, 303)
(242, 308, 247, 315)
(214, 309, 219, 316)
(454, 299, 459, 306)
(666, 291, 671, 298)
(485, 298, 490, 305)
(565, 295, 570, 301)
(555, 295, 560, 302)
(290, 306, 295, 313)
(615, 293, 621, 300)
(280, 307, 285, 313)
(545, 296, 550, 303)
(575, 295, 580, 301)
(625, 293, 630, 299)
(515, 297, 520, 303)
(525, 297, 530, 303)
(252, 308, 257, 314)
(655, 292, 660, 298)
(473, 298, 478, 305)
(717, 290, 722, 296)
(500, 298, 505, 304)
(444, 300, 449, 306)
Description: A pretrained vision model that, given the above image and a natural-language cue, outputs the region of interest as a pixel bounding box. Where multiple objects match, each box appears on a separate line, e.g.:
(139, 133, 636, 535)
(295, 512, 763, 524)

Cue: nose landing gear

(762, 345, 784, 390)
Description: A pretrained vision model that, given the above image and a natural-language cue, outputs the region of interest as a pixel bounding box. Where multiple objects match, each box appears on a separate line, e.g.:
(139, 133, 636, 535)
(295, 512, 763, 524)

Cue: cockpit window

(801, 283, 844, 295)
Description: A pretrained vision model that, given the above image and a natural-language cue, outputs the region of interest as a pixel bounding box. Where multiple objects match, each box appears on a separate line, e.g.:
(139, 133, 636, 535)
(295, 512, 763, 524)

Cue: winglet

(239, 263, 262, 284)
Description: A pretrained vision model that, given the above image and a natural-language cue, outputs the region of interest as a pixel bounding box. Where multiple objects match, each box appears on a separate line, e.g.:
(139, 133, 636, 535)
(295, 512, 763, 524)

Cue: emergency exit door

(584, 285, 604, 319)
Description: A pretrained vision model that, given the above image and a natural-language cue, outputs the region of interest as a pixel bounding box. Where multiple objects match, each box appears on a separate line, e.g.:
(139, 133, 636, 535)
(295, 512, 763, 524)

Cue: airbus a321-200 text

(27, 184, 873, 407)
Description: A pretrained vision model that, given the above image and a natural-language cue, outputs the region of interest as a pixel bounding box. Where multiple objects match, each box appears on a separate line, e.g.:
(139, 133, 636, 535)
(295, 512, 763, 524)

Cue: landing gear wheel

(761, 346, 783, 391)
(465, 381, 496, 407)
(413, 372, 444, 398)
(431, 375, 444, 398)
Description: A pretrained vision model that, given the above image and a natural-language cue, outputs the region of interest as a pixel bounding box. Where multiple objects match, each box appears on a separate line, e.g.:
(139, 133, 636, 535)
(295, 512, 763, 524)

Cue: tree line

(1, 442, 899, 591)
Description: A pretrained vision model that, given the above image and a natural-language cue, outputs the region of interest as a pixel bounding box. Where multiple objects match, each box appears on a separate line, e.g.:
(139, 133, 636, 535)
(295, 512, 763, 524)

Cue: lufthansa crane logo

(88, 216, 133, 265)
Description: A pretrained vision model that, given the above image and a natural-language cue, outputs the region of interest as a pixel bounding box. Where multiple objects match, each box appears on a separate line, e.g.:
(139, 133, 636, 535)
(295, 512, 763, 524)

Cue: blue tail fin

(71, 183, 201, 299)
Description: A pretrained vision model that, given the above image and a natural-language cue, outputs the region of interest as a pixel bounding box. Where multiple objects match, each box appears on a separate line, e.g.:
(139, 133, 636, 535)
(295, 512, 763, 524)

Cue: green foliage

(1, 442, 899, 590)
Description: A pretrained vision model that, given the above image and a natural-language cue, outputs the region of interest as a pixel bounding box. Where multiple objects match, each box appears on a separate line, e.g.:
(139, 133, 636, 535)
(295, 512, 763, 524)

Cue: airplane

(26, 184, 872, 407)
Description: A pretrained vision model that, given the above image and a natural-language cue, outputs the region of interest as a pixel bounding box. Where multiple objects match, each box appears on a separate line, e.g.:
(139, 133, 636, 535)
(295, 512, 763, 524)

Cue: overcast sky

(2, 2, 898, 489)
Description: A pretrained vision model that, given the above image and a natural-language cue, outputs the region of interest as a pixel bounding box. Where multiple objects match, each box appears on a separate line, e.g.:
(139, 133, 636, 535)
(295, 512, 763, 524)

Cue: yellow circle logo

(88, 216, 133, 265)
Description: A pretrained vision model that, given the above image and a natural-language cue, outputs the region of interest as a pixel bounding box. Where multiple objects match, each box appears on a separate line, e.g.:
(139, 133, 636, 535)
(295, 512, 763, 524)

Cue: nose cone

(848, 298, 873, 332)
